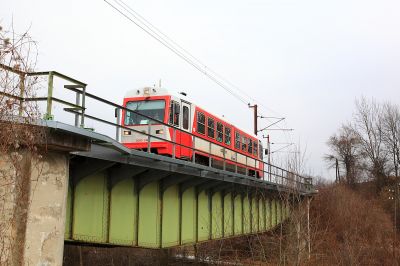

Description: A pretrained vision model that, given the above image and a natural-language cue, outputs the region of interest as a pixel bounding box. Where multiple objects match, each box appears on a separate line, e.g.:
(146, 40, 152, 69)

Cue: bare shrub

(187, 163, 395, 265)
(0, 23, 43, 265)
(311, 184, 393, 265)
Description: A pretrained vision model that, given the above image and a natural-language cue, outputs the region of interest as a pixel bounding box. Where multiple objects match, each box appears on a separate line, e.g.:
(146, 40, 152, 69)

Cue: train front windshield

(125, 100, 166, 125)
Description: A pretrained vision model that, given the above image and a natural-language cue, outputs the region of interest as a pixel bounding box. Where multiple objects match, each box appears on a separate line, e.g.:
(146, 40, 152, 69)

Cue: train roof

(124, 87, 259, 139)
(125, 87, 191, 101)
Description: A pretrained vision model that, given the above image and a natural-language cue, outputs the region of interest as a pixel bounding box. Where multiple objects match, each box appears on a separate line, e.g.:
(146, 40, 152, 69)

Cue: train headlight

(156, 129, 164, 134)
(123, 130, 132, 136)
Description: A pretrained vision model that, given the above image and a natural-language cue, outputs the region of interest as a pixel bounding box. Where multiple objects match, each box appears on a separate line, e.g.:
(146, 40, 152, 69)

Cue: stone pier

(23, 151, 69, 266)
(0, 127, 89, 266)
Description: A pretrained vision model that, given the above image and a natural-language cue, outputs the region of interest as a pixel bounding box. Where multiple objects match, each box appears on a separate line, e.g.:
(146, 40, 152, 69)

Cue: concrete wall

(0, 150, 69, 266)
(0, 152, 19, 265)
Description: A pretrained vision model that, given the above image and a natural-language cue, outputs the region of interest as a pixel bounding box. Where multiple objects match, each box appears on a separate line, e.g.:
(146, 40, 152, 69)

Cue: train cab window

(242, 136, 247, 151)
(183, 106, 189, 130)
(224, 127, 231, 145)
(169, 101, 180, 126)
(248, 139, 253, 154)
(197, 112, 205, 134)
(207, 118, 215, 138)
(125, 100, 166, 125)
(253, 141, 258, 156)
(216, 122, 223, 142)
(235, 132, 241, 149)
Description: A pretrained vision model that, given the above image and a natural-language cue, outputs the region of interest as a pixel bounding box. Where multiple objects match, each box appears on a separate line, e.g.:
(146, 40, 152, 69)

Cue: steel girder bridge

(1, 64, 315, 249)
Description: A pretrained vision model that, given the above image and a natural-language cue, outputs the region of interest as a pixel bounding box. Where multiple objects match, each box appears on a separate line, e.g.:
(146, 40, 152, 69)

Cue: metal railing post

(223, 147, 226, 171)
(263, 162, 265, 181)
(80, 85, 86, 127)
(245, 156, 248, 176)
(235, 152, 238, 173)
(75, 92, 81, 127)
(269, 163, 272, 182)
(44, 71, 54, 120)
(208, 142, 212, 167)
(147, 122, 151, 153)
(172, 127, 176, 158)
(115, 108, 121, 142)
(192, 135, 196, 163)
(254, 159, 257, 178)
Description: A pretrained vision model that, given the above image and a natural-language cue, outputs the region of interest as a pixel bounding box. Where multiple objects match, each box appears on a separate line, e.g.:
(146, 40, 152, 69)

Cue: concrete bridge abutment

(0, 127, 90, 266)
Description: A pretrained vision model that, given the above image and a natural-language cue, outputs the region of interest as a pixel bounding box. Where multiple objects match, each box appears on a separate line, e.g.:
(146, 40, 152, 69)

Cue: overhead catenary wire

(104, 0, 296, 150)
(114, 0, 278, 117)
(104, 0, 249, 106)
(104, 0, 287, 117)
(113, 0, 280, 115)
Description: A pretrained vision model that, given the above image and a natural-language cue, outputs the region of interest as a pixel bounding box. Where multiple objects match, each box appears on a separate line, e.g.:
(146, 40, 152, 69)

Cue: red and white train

(121, 87, 264, 178)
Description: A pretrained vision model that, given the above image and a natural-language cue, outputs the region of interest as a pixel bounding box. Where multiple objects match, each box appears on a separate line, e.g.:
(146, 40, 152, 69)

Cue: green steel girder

(161, 174, 191, 193)
(71, 158, 116, 185)
(247, 187, 265, 197)
(212, 182, 235, 195)
(109, 164, 147, 188)
(197, 181, 223, 194)
(181, 178, 208, 193)
(231, 185, 246, 198)
(136, 169, 171, 191)
(66, 167, 291, 248)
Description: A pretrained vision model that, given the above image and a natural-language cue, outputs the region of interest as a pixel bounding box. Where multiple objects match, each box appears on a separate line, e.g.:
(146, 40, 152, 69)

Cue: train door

(169, 100, 181, 157)
(180, 101, 192, 159)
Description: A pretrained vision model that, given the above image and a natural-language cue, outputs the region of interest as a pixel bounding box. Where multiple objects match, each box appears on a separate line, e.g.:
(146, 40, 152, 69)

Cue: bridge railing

(0, 65, 313, 193)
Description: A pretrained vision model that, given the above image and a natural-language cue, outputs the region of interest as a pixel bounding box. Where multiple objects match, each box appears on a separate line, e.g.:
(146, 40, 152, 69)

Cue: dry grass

(310, 184, 394, 265)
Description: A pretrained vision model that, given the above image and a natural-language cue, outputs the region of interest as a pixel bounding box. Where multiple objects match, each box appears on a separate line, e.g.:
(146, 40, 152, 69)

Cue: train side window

(183, 106, 189, 130)
(197, 112, 205, 134)
(216, 122, 223, 142)
(224, 127, 231, 145)
(235, 132, 240, 149)
(253, 141, 258, 156)
(259, 142, 263, 160)
(169, 101, 180, 126)
(248, 139, 253, 154)
(207, 118, 215, 138)
(242, 136, 247, 151)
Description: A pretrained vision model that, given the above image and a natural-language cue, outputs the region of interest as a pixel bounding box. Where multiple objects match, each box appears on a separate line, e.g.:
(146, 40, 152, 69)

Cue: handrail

(64, 108, 306, 187)
(0, 64, 313, 192)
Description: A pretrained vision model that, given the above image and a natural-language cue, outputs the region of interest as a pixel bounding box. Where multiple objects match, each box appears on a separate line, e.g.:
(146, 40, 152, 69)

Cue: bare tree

(382, 102, 400, 179)
(325, 124, 361, 187)
(352, 97, 389, 192)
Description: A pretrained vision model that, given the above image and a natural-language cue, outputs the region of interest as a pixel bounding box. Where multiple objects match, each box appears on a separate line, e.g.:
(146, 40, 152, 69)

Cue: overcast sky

(3, 0, 400, 179)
